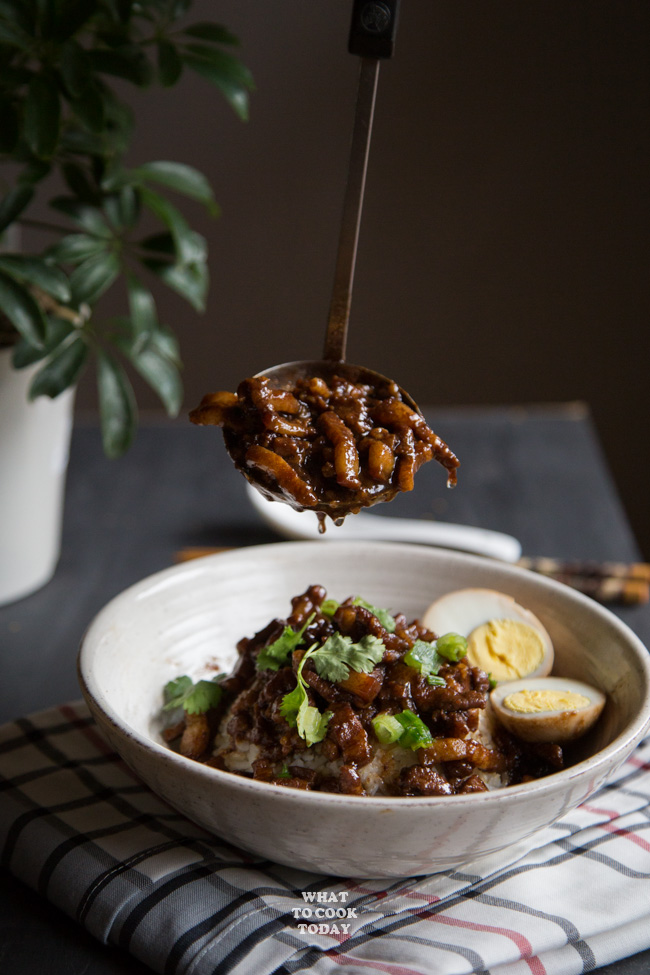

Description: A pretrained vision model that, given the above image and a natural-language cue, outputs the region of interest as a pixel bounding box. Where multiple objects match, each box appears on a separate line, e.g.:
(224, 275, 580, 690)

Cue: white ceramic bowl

(78, 541, 650, 878)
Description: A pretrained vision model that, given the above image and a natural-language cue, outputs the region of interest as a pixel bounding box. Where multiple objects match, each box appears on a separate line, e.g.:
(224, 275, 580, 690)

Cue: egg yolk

(467, 619, 545, 681)
(503, 689, 592, 714)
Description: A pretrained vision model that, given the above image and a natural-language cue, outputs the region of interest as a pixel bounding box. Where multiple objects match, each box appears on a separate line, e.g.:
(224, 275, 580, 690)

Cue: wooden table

(1, 405, 648, 974)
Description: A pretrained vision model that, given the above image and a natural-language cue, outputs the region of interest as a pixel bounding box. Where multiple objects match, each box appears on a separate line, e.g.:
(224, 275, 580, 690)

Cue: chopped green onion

(371, 713, 404, 745)
(278, 764, 291, 779)
(394, 709, 434, 750)
(320, 598, 339, 617)
(435, 632, 468, 662)
(403, 640, 446, 686)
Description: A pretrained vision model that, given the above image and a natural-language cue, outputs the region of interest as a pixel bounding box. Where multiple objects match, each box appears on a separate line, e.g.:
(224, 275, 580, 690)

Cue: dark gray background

(24, 1, 650, 552)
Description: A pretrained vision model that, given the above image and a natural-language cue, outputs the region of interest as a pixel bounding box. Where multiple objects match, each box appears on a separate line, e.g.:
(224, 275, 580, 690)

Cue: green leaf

(67, 83, 105, 133)
(132, 161, 218, 215)
(256, 613, 315, 671)
(59, 39, 92, 96)
(298, 705, 332, 747)
(59, 127, 105, 156)
(97, 82, 134, 152)
(61, 161, 99, 204)
(48, 233, 110, 264)
(97, 350, 137, 457)
(0, 255, 71, 302)
(183, 679, 222, 715)
(352, 597, 396, 632)
(119, 332, 183, 416)
(69, 250, 120, 304)
(140, 187, 201, 264)
(157, 39, 182, 86)
(0, 0, 34, 33)
(116, 185, 139, 228)
(126, 271, 156, 338)
(183, 44, 253, 88)
(24, 73, 60, 158)
(0, 185, 33, 233)
(12, 316, 75, 368)
(29, 335, 88, 399)
(0, 18, 31, 48)
(0, 270, 46, 347)
(163, 675, 193, 709)
(279, 646, 332, 746)
(142, 255, 208, 312)
(162, 674, 222, 715)
(18, 160, 51, 186)
(182, 52, 251, 121)
(103, 184, 140, 230)
(50, 197, 113, 237)
(0, 97, 19, 153)
(88, 46, 153, 86)
(309, 632, 385, 683)
(52, 0, 98, 41)
(182, 22, 239, 45)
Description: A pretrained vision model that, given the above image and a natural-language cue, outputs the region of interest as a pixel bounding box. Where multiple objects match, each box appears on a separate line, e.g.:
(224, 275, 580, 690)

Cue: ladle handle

(323, 1, 400, 363)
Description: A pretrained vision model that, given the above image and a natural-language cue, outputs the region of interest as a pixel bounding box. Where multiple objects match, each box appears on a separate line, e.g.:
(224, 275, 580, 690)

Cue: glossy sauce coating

(190, 374, 460, 522)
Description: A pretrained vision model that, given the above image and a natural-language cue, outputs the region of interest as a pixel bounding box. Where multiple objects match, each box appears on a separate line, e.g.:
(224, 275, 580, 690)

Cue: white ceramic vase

(0, 347, 75, 605)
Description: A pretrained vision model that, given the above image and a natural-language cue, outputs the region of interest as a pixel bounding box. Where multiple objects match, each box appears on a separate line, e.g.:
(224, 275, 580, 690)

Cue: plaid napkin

(1, 702, 650, 975)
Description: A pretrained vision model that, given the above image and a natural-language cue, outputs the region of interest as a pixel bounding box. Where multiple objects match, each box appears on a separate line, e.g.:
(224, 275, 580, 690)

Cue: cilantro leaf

(256, 612, 315, 671)
(163, 675, 223, 714)
(309, 632, 385, 682)
(279, 681, 305, 726)
(299, 704, 333, 746)
(163, 675, 193, 709)
(353, 596, 396, 633)
(279, 645, 332, 746)
(184, 679, 223, 715)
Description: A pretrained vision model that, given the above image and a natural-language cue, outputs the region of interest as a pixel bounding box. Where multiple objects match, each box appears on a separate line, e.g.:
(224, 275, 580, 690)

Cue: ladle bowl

(253, 359, 421, 413)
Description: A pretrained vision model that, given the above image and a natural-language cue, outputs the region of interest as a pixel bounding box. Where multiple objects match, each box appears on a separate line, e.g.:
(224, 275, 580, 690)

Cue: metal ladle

(227, 2, 457, 518)
(256, 1, 411, 401)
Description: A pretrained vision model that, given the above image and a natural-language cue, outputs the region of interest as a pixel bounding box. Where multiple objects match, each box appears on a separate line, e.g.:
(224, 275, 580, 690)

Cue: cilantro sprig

(403, 632, 468, 686)
(308, 632, 385, 682)
(163, 675, 223, 715)
(279, 645, 333, 746)
(279, 630, 385, 746)
(256, 612, 315, 671)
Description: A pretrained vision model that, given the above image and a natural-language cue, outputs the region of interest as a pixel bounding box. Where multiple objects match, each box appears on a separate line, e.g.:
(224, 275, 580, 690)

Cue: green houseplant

(0, 0, 253, 605)
(0, 0, 253, 457)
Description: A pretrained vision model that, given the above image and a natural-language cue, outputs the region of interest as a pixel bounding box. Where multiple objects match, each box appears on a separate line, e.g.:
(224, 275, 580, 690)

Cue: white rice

(213, 702, 508, 795)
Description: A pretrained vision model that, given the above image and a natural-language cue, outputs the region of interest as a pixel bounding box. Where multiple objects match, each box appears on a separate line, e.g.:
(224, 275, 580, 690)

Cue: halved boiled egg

(490, 677, 605, 743)
(422, 588, 554, 682)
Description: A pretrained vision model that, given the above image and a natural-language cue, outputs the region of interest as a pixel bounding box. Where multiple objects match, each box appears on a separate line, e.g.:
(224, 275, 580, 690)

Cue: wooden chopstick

(173, 548, 650, 605)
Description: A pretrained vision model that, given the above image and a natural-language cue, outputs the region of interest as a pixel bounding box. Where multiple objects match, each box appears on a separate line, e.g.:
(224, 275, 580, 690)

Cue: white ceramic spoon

(246, 484, 522, 563)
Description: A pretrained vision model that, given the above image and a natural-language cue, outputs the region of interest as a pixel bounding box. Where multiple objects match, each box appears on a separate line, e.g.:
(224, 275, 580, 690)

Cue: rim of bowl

(78, 540, 650, 810)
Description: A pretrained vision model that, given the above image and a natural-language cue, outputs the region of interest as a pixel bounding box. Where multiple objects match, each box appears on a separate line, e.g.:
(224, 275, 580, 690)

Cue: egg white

(490, 676, 605, 743)
(421, 587, 554, 681)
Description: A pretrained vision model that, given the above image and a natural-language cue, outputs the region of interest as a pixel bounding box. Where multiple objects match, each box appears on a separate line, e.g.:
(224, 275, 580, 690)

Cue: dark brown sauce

(190, 374, 459, 523)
